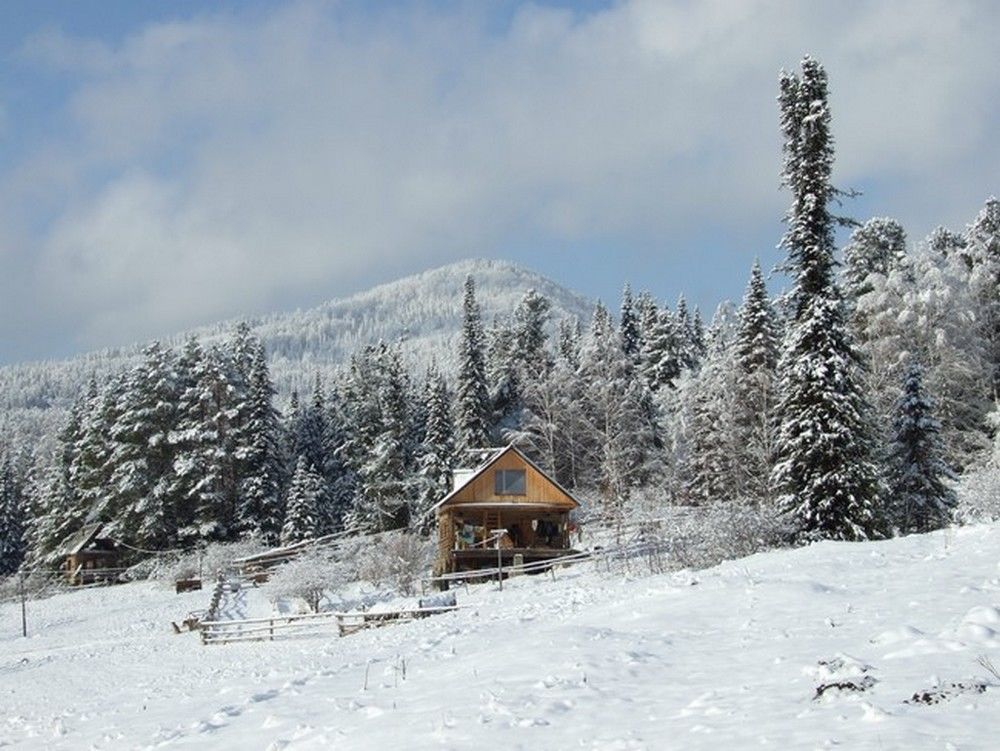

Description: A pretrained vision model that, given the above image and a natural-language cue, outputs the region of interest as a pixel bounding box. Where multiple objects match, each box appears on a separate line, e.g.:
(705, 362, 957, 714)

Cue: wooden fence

(421, 540, 675, 593)
(200, 605, 461, 645)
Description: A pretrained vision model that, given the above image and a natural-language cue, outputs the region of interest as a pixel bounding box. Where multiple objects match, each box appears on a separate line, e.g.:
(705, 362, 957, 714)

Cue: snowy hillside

(0, 259, 593, 442)
(3, 524, 1000, 749)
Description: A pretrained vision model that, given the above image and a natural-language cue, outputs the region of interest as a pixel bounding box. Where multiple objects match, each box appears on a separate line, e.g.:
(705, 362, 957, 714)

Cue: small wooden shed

(60, 523, 120, 585)
(434, 445, 581, 575)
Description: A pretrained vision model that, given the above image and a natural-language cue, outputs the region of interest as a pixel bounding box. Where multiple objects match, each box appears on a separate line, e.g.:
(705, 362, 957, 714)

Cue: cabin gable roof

(58, 522, 107, 557)
(433, 444, 581, 512)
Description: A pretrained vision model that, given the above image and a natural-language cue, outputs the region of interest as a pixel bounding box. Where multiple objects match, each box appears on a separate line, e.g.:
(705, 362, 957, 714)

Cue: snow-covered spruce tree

(289, 376, 341, 533)
(510, 306, 592, 486)
(557, 317, 582, 371)
(289, 379, 325, 478)
(772, 56, 884, 541)
(529, 319, 588, 487)
(281, 457, 322, 545)
(70, 378, 119, 530)
(578, 302, 655, 523)
(225, 323, 257, 495)
(106, 342, 183, 550)
(485, 320, 522, 440)
(857, 238, 991, 469)
(169, 337, 213, 544)
(513, 288, 552, 373)
(886, 362, 956, 533)
(229, 321, 257, 385)
(842, 217, 907, 317)
(686, 304, 742, 504)
(641, 307, 684, 392)
(487, 289, 554, 446)
(675, 295, 696, 370)
(619, 283, 641, 363)
(734, 261, 781, 504)
(22, 465, 67, 567)
(964, 197, 1000, 397)
(690, 308, 707, 365)
(347, 343, 416, 533)
(456, 275, 491, 451)
(774, 296, 884, 539)
(0, 454, 27, 575)
(236, 340, 286, 545)
(412, 364, 453, 534)
(636, 290, 658, 342)
(32, 386, 97, 560)
(926, 225, 966, 262)
(320, 381, 356, 534)
(170, 344, 235, 545)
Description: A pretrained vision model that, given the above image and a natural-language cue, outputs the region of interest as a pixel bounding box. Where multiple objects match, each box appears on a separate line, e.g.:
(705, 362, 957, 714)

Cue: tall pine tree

(456, 276, 490, 451)
(236, 341, 286, 544)
(772, 56, 883, 541)
(413, 364, 454, 534)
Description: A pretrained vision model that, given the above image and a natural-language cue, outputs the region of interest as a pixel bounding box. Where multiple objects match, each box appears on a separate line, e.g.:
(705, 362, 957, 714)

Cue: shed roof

(58, 522, 106, 557)
(432, 444, 582, 512)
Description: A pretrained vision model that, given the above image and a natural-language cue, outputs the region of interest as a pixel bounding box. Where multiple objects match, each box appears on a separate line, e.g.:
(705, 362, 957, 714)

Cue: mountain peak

(1, 258, 594, 422)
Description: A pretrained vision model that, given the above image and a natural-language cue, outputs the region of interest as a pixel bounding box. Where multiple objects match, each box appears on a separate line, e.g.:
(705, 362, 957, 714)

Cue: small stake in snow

(19, 571, 27, 638)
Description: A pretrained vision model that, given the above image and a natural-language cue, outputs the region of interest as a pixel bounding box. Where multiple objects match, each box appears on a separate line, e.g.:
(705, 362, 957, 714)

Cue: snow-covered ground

(3, 525, 999, 750)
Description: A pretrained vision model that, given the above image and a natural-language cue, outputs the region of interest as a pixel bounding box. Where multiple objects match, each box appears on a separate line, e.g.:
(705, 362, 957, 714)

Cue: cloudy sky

(0, 0, 997, 364)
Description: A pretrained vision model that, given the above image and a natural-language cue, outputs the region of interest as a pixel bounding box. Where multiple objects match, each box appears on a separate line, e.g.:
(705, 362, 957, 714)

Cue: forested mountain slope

(0, 259, 593, 446)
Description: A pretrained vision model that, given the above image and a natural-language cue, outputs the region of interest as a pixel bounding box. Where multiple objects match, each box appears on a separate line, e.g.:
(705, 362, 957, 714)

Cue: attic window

(495, 469, 526, 495)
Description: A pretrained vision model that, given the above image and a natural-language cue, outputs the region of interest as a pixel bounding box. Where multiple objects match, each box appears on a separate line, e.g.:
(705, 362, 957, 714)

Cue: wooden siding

(442, 450, 577, 510)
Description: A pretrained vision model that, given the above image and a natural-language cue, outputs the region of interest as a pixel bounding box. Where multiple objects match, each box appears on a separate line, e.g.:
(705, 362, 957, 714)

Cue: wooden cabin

(59, 523, 121, 585)
(434, 445, 581, 575)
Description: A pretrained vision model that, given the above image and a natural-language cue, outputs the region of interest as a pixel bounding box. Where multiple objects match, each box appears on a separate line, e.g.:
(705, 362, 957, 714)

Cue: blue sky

(0, 0, 997, 364)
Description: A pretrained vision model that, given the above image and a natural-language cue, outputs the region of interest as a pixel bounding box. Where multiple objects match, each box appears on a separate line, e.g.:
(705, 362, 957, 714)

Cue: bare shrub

(150, 539, 268, 585)
(266, 548, 351, 612)
(956, 467, 1000, 523)
(355, 532, 432, 596)
(0, 570, 66, 603)
(594, 499, 795, 576)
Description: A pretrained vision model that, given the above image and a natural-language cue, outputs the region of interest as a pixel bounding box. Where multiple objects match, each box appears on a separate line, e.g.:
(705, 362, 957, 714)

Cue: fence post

(490, 528, 506, 592)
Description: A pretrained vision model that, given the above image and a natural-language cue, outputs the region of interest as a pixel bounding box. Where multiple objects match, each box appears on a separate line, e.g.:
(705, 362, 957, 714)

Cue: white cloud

(2, 0, 998, 356)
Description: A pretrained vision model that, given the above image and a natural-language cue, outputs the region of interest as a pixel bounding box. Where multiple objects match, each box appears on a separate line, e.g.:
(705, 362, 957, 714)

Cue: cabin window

(495, 469, 526, 495)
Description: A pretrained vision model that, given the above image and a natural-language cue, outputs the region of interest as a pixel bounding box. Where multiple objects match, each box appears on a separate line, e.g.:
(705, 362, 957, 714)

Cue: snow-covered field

(3, 525, 1000, 750)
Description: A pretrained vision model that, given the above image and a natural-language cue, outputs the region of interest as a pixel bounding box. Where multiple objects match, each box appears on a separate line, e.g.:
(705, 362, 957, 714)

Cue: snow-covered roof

(58, 522, 106, 557)
(432, 444, 582, 512)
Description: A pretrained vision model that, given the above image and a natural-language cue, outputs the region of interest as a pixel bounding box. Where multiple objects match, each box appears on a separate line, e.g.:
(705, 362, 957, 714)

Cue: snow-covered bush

(956, 467, 1000, 523)
(266, 548, 351, 612)
(676, 503, 796, 565)
(596, 501, 795, 575)
(355, 532, 432, 596)
(0, 569, 66, 603)
(151, 539, 268, 585)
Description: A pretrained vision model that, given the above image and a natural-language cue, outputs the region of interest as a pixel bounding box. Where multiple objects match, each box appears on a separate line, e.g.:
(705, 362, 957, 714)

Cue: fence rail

(200, 605, 462, 645)
(423, 540, 674, 592)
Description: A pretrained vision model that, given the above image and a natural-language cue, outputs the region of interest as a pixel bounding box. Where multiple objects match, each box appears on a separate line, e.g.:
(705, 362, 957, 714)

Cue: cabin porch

(436, 502, 575, 574)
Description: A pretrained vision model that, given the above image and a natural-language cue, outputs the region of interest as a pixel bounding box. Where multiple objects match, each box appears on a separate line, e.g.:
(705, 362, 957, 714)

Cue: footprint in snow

(870, 625, 924, 645)
(210, 706, 242, 724)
